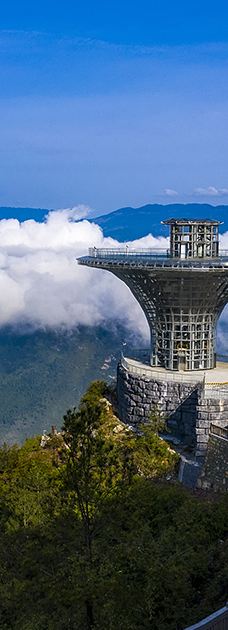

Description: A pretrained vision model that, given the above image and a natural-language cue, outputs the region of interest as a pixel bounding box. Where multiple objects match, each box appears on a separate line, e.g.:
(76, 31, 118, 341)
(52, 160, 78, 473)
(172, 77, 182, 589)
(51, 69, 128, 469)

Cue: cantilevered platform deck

(79, 247, 228, 269)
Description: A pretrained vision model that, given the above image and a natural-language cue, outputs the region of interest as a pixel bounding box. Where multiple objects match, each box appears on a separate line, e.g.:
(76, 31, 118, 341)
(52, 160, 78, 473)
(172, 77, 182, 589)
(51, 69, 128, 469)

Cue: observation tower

(79, 218, 228, 372)
(79, 218, 228, 454)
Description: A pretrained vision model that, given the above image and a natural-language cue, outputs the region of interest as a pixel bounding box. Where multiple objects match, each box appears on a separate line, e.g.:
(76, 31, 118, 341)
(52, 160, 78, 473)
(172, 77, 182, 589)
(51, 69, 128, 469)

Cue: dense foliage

(0, 382, 227, 629)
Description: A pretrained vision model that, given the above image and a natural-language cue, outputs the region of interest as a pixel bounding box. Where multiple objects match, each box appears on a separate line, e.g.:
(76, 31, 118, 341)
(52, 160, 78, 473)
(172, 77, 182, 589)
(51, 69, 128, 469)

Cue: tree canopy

(0, 381, 227, 629)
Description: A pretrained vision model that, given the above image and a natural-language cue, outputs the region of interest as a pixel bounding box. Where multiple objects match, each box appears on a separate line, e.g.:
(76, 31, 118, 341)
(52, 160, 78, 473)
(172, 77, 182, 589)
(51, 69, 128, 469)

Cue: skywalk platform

(80, 218, 228, 460)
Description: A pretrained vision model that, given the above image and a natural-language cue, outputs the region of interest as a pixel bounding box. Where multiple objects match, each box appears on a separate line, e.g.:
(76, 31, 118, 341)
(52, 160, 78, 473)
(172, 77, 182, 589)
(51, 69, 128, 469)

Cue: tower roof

(162, 218, 223, 225)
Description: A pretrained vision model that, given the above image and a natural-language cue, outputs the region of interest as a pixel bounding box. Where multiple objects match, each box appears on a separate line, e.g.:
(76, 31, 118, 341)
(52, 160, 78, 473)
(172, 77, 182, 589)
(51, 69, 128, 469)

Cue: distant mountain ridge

(91, 203, 228, 241)
(0, 207, 50, 222)
(0, 203, 227, 241)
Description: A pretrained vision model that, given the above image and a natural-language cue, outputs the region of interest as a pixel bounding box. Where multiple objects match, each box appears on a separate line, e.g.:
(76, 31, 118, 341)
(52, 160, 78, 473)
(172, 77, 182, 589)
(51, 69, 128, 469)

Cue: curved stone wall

(117, 362, 200, 447)
(117, 359, 228, 456)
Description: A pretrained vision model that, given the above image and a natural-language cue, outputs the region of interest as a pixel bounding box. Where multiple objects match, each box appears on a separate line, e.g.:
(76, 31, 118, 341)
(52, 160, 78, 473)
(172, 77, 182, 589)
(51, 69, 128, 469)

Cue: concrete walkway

(122, 356, 228, 386)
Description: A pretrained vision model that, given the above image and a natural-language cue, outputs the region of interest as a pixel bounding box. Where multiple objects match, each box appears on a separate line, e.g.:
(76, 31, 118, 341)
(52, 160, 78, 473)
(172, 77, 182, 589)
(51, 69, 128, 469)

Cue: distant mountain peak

(0, 208, 51, 222)
(0, 203, 227, 241)
(92, 203, 228, 240)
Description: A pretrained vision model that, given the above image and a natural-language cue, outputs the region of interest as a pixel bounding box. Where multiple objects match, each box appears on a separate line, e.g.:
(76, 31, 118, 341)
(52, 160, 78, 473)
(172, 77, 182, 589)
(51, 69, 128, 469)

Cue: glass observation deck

(78, 219, 228, 371)
(82, 220, 228, 268)
(85, 247, 228, 268)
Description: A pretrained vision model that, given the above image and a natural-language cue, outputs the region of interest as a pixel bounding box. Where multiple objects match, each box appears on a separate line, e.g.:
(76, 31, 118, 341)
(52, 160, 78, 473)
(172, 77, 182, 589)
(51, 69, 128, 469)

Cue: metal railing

(121, 347, 150, 364)
(88, 247, 228, 261)
(184, 604, 228, 629)
(88, 247, 169, 260)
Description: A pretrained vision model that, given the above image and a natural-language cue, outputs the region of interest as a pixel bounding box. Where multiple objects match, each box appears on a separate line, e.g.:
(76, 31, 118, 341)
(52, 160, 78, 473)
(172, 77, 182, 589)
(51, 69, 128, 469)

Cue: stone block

(195, 419, 210, 428)
(196, 434, 209, 443)
(143, 404, 151, 412)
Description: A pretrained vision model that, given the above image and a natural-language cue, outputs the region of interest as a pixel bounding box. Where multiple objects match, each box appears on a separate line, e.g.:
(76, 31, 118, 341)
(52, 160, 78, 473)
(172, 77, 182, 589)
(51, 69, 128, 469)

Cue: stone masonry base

(117, 361, 228, 455)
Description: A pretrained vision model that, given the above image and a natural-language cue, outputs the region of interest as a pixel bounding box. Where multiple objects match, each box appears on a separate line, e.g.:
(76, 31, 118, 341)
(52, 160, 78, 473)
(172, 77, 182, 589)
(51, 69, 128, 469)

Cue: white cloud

(54, 205, 93, 220)
(0, 208, 227, 352)
(194, 186, 228, 197)
(0, 209, 152, 342)
(163, 188, 178, 197)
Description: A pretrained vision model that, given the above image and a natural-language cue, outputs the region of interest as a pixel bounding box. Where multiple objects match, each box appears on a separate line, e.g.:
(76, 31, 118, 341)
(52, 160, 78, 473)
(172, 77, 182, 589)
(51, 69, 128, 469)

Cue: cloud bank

(0, 208, 227, 351)
(0, 209, 166, 343)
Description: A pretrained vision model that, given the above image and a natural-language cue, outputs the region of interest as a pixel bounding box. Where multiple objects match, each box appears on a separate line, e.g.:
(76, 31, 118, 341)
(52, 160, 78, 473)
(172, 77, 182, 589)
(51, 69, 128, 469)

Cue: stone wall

(197, 431, 228, 491)
(196, 395, 228, 455)
(117, 362, 228, 456)
(117, 363, 200, 447)
(117, 361, 228, 489)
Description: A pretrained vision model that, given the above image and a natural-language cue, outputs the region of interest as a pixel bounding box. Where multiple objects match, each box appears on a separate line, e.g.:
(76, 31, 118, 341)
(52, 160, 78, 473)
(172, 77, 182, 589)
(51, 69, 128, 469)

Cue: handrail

(88, 247, 169, 258)
(88, 247, 228, 260)
(184, 604, 228, 629)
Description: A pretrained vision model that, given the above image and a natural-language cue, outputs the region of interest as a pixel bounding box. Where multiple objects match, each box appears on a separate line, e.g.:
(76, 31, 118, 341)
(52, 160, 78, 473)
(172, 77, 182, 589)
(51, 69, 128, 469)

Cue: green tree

(62, 381, 179, 628)
(0, 381, 226, 630)
(0, 436, 62, 532)
(62, 381, 131, 628)
(148, 404, 167, 434)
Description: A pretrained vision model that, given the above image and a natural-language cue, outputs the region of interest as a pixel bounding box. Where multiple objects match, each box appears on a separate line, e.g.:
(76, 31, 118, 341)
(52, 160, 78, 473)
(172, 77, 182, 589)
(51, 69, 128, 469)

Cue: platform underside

(79, 257, 228, 371)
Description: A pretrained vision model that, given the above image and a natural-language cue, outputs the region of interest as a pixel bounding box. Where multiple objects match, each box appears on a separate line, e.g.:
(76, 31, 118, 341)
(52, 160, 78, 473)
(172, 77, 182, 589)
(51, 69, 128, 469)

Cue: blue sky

(0, 1, 228, 211)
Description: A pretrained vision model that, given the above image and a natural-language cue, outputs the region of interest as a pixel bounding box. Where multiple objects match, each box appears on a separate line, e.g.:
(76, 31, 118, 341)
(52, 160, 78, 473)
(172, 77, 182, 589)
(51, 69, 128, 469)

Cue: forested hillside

(0, 326, 128, 444)
(0, 382, 227, 630)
